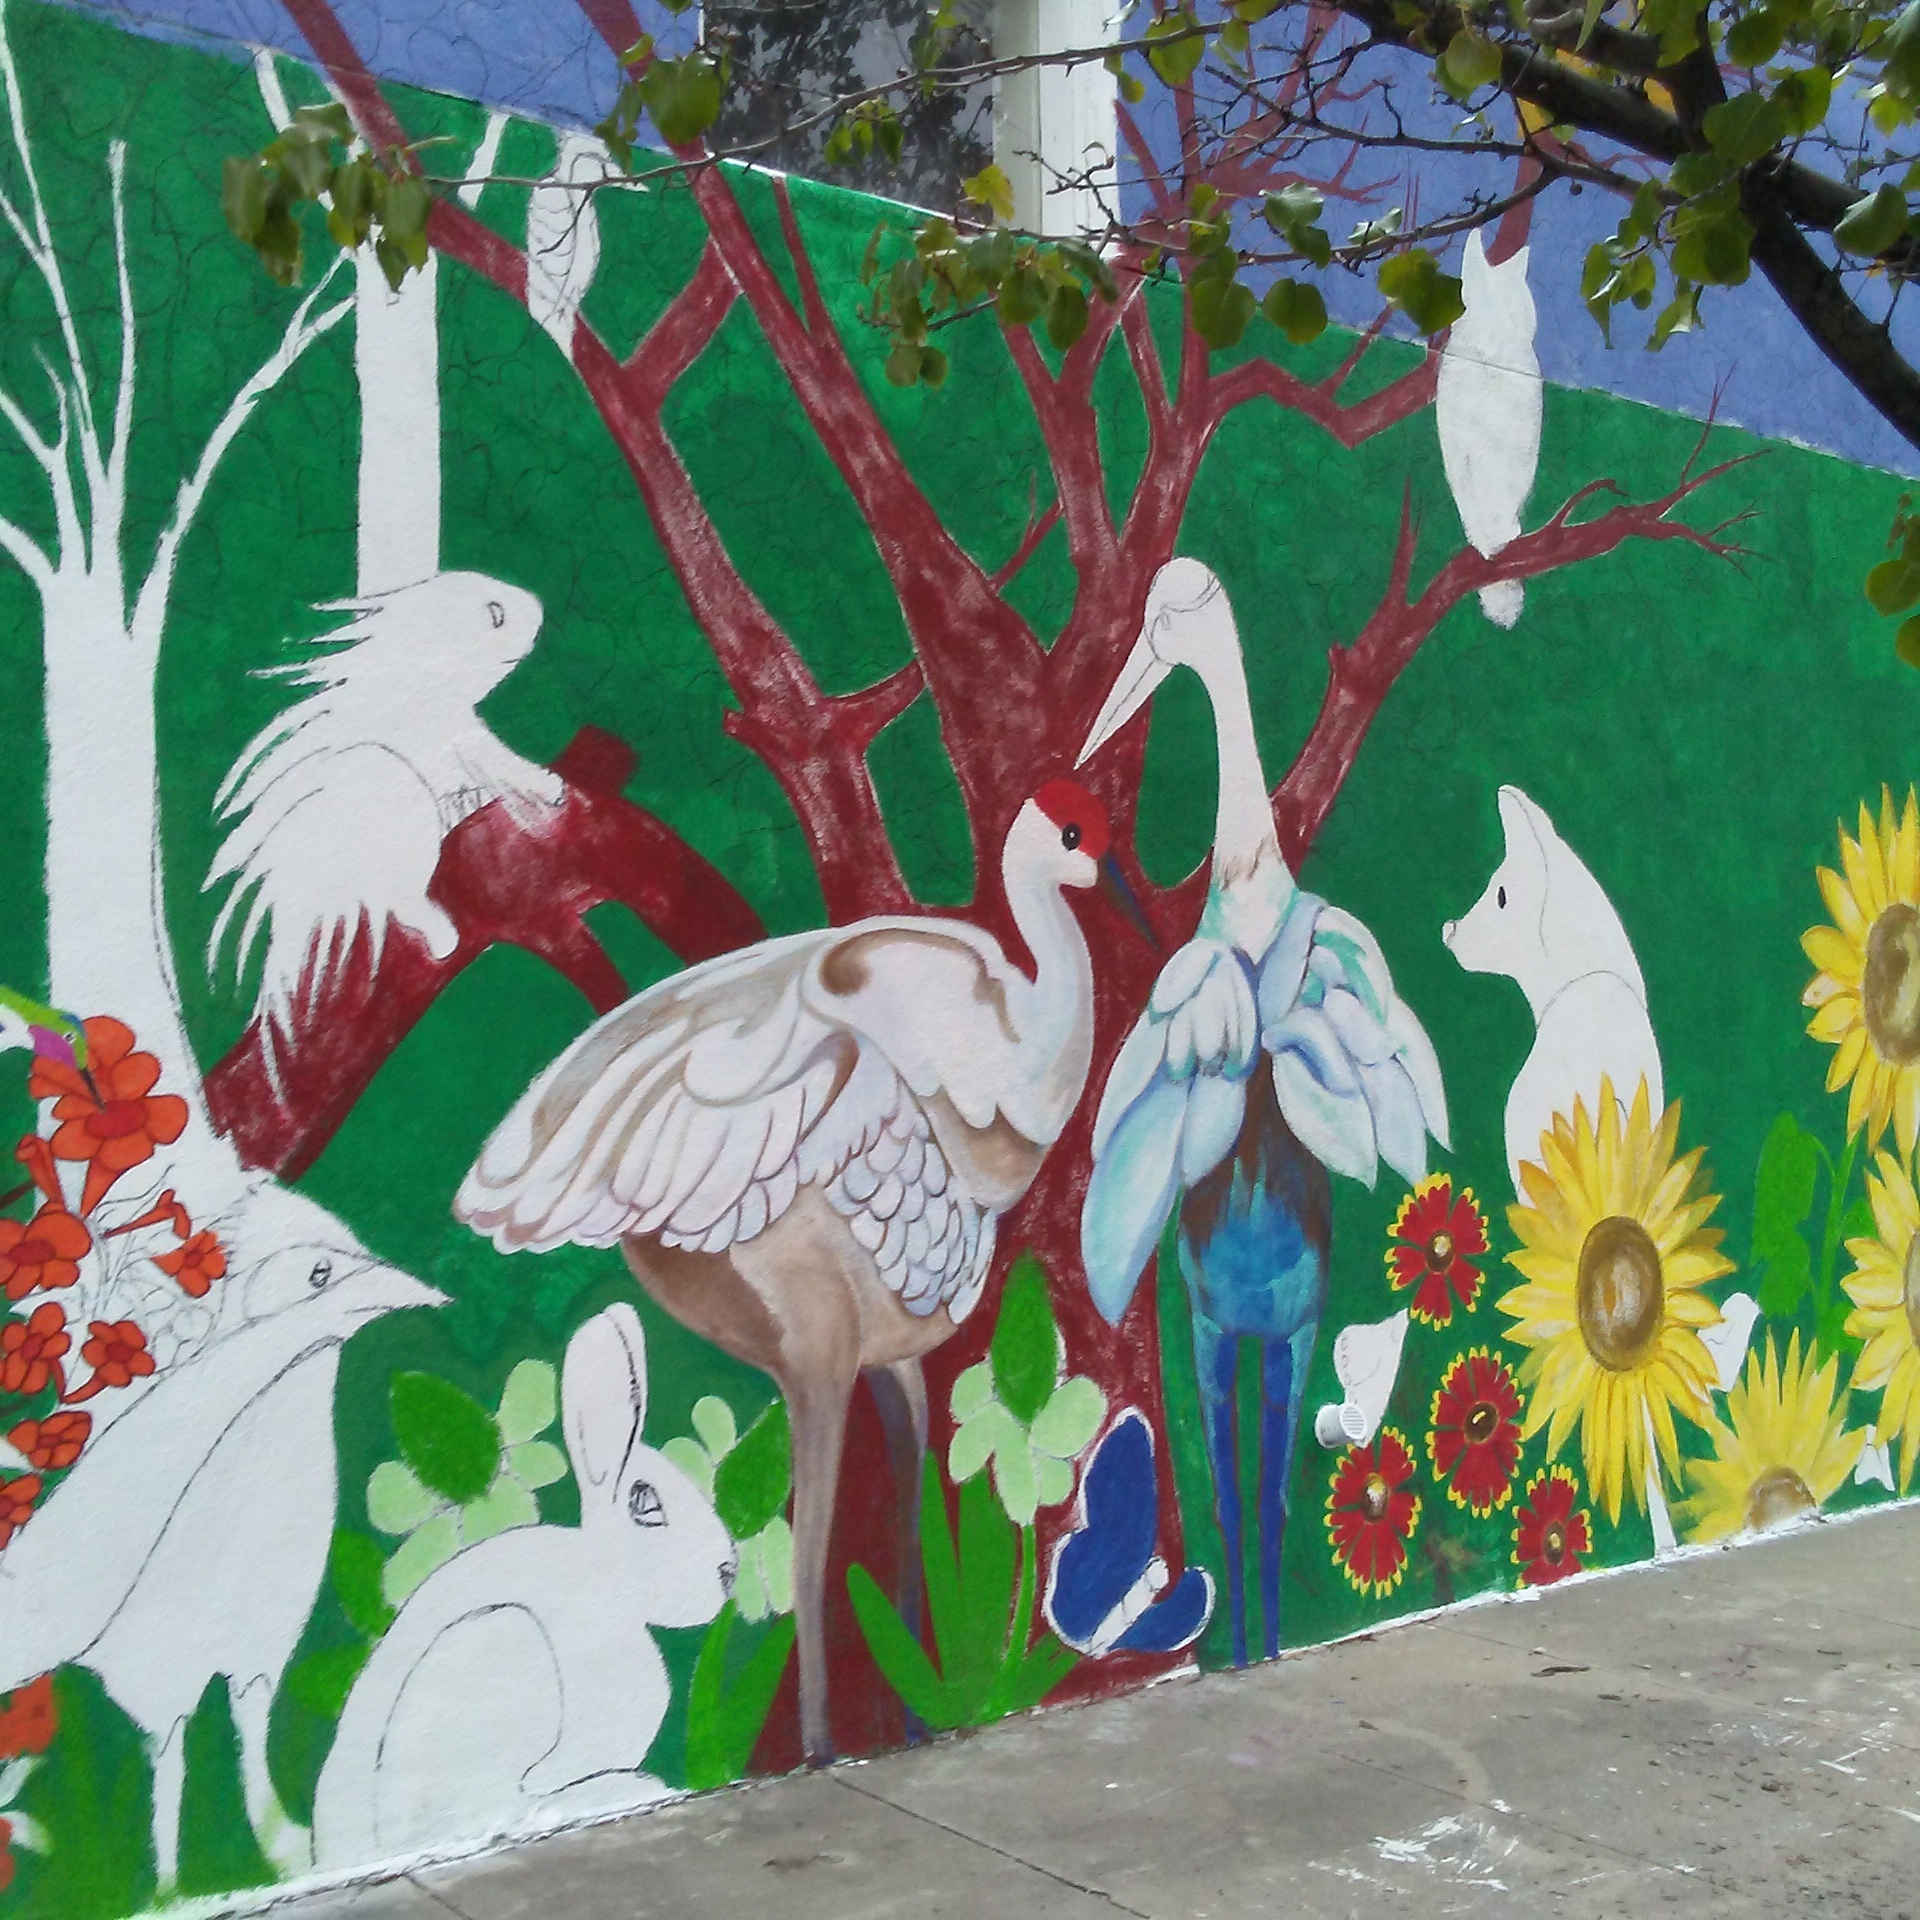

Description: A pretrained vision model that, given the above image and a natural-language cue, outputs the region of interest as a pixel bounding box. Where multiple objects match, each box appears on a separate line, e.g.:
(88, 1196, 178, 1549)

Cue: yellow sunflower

(1498, 1076, 1731, 1524)
(1678, 1331, 1858, 1542)
(1803, 787, 1920, 1154)
(1840, 1147, 1920, 1490)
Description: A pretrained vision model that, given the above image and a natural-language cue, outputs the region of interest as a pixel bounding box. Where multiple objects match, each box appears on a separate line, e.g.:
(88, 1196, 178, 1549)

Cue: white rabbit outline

(313, 1302, 736, 1870)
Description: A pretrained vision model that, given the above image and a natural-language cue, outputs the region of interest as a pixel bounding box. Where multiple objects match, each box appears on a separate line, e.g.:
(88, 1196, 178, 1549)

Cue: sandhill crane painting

(0, 0, 1827, 1905)
(1078, 561, 1448, 1665)
(457, 780, 1132, 1761)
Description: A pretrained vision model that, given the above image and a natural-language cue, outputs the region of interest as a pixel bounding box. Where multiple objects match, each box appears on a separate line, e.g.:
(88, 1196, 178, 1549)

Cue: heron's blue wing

(1083, 1074, 1187, 1325)
(1084, 932, 1257, 1324)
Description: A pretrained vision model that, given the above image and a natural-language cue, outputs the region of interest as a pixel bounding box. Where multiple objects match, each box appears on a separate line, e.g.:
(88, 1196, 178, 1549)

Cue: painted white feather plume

(205, 570, 562, 1041)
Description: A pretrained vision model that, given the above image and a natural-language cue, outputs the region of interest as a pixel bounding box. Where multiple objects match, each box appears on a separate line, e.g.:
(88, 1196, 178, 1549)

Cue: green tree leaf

(390, 1371, 500, 1505)
(1896, 613, 1920, 666)
(1775, 66, 1832, 133)
(1836, 183, 1910, 257)
(1670, 210, 1752, 286)
(220, 156, 268, 243)
(1046, 280, 1090, 349)
(1867, 553, 1920, 613)
(1262, 276, 1328, 343)
(1702, 91, 1789, 167)
(1727, 9, 1785, 65)
(640, 51, 723, 147)
(713, 1398, 793, 1539)
(962, 162, 1015, 222)
(1146, 10, 1207, 85)
(1442, 29, 1503, 91)
(1377, 249, 1465, 331)
(990, 1252, 1060, 1423)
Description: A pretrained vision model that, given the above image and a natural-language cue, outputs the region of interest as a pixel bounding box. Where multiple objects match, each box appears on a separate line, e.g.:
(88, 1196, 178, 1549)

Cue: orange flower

(32, 1018, 187, 1214)
(8, 1410, 90, 1471)
(154, 1229, 225, 1300)
(0, 1303, 68, 1397)
(0, 1473, 41, 1549)
(64, 1319, 153, 1402)
(0, 1675, 56, 1757)
(106, 1187, 190, 1239)
(1386, 1175, 1489, 1326)
(0, 1205, 91, 1303)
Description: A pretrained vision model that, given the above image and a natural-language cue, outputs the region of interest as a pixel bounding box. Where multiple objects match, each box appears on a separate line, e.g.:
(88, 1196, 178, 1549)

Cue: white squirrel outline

(313, 1302, 736, 1869)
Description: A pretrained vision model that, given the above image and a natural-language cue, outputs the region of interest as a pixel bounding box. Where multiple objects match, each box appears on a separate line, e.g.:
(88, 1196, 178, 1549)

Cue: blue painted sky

(59, 0, 1917, 476)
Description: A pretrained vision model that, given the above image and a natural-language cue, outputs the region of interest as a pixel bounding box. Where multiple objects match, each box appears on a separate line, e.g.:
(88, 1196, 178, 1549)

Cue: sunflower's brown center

(1903, 1230, 1920, 1352)
(1864, 901, 1920, 1065)
(1745, 1467, 1817, 1534)
(1464, 1401, 1499, 1444)
(1361, 1473, 1391, 1522)
(1576, 1216, 1665, 1371)
(1541, 1521, 1568, 1565)
(1429, 1231, 1455, 1268)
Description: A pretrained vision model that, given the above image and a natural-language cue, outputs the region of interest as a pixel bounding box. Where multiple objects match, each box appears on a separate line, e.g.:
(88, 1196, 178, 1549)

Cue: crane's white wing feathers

(457, 923, 1030, 1320)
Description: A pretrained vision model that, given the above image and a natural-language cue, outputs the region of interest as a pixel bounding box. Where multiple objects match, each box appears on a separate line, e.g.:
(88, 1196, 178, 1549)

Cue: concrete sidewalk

(280, 1502, 1920, 1919)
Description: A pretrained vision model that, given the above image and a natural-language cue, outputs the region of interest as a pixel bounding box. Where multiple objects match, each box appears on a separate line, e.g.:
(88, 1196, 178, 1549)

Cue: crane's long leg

(1191, 1312, 1247, 1669)
(785, 1366, 855, 1767)
(866, 1357, 929, 1742)
(1256, 1320, 1316, 1663)
(865, 1359, 928, 1644)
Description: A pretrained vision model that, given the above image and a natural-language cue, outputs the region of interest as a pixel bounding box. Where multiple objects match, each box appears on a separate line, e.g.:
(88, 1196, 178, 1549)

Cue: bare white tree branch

(130, 261, 354, 647)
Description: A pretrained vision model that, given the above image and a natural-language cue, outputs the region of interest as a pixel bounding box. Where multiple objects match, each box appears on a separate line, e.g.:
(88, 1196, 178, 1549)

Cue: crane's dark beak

(1099, 854, 1159, 951)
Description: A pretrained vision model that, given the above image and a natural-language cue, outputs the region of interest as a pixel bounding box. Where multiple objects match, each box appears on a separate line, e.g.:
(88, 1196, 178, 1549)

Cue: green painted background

(0, 0, 1915, 1906)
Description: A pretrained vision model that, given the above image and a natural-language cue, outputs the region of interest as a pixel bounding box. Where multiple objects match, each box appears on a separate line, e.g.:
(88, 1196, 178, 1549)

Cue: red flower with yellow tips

(1386, 1174, 1488, 1326)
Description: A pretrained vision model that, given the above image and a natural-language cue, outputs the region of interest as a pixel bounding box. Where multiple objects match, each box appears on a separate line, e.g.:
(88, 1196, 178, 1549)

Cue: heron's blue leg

(1191, 1311, 1247, 1668)
(1256, 1319, 1317, 1662)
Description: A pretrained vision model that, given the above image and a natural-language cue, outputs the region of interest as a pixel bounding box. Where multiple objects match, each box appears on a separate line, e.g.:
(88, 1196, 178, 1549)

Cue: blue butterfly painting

(1044, 1410, 1215, 1657)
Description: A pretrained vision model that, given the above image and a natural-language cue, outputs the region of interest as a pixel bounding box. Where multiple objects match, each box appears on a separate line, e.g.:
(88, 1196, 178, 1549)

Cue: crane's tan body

(458, 798, 1099, 1765)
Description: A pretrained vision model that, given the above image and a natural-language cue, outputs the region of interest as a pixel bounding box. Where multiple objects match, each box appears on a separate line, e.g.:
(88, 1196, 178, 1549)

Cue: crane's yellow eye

(1062, 823, 1082, 851)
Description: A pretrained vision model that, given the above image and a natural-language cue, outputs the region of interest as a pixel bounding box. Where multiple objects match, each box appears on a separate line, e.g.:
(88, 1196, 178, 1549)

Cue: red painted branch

(1004, 302, 1124, 580)
(269, 0, 917, 923)
(1270, 458, 1752, 866)
(990, 502, 1063, 590)
(1204, 346, 1439, 449)
(205, 728, 764, 1179)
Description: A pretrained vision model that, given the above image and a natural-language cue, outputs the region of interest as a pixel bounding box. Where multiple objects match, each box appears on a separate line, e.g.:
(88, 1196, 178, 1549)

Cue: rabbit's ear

(561, 1302, 648, 1493)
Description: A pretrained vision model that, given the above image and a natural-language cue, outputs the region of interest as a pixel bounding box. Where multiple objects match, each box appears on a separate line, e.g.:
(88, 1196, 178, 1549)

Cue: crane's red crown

(1033, 779, 1110, 861)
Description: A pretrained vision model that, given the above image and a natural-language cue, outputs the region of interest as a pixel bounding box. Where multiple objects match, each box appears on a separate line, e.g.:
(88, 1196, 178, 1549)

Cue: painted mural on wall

(0, 0, 1916, 1910)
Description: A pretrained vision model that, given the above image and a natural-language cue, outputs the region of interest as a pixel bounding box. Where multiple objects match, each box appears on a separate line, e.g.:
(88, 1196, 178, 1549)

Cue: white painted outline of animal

(313, 1302, 732, 1868)
(0, 1187, 444, 1889)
